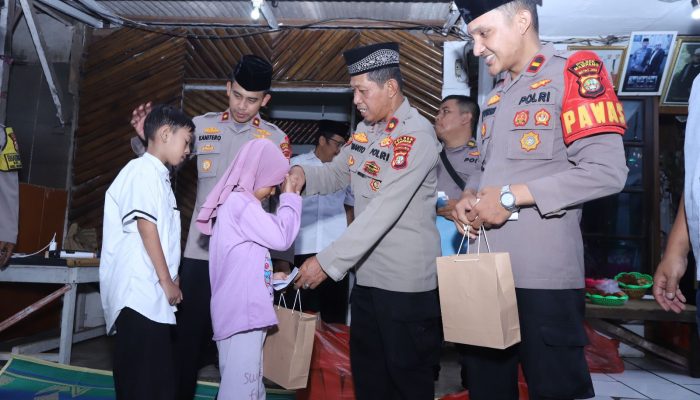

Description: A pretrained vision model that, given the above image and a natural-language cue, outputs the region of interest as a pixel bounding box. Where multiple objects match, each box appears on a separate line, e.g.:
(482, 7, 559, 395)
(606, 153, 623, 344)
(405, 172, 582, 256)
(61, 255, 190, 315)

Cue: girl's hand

(283, 174, 302, 194)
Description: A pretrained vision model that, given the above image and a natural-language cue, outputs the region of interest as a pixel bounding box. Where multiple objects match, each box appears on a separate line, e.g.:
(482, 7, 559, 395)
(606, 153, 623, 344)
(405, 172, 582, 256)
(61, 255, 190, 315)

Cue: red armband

(560, 50, 626, 146)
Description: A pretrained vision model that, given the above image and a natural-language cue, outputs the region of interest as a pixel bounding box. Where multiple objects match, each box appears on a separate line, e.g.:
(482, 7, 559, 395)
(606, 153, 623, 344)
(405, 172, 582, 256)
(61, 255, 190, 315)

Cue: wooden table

(586, 299, 699, 377)
(0, 263, 103, 364)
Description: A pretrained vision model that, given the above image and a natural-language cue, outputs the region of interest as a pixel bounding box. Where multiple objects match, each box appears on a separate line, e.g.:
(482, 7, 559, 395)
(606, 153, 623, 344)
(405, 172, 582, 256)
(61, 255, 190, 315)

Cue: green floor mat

(0, 355, 295, 399)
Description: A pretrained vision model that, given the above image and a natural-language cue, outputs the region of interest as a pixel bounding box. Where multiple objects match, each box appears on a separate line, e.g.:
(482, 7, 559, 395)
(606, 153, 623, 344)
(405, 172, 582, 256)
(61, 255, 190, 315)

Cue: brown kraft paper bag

(263, 292, 318, 389)
(437, 239, 521, 349)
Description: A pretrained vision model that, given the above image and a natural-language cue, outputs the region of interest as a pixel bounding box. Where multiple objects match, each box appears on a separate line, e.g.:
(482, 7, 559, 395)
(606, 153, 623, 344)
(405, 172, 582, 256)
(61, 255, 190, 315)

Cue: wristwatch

(499, 185, 519, 213)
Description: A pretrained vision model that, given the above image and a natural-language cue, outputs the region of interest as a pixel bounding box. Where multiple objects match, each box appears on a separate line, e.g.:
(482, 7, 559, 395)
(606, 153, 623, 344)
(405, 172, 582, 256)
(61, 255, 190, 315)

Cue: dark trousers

(113, 307, 175, 400)
(173, 258, 214, 400)
(462, 288, 594, 400)
(292, 253, 349, 323)
(350, 284, 442, 400)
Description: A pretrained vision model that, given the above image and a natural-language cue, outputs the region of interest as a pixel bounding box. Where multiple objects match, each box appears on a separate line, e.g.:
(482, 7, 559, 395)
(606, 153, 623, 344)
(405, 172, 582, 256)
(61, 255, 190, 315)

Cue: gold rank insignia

(513, 110, 529, 127)
(348, 155, 355, 166)
(255, 128, 271, 138)
(201, 159, 213, 172)
(487, 94, 501, 106)
(481, 123, 487, 138)
(520, 132, 541, 152)
(200, 144, 216, 153)
(204, 127, 220, 134)
(469, 150, 480, 157)
(380, 136, 393, 147)
(221, 112, 229, 121)
(353, 132, 369, 143)
(467, 139, 476, 148)
(534, 109, 551, 126)
(527, 54, 545, 74)
(530, 79, 551, 89)
(252, 117, 261, 127)
(369, 179, 381, 192)
(385, 117, 399, 133)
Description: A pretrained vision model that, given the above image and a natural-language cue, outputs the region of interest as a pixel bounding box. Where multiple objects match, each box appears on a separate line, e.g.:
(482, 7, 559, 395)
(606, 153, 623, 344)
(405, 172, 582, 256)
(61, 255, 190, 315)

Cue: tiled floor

(25, 336, 700, 399)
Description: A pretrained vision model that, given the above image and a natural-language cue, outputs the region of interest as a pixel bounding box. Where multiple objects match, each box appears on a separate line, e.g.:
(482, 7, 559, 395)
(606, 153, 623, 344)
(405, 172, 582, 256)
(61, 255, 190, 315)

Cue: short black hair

(316, 120, 350, 145)
(441, 95, 480, 136)
(143, 104, 195, 142)
(367, 66, 404, 92)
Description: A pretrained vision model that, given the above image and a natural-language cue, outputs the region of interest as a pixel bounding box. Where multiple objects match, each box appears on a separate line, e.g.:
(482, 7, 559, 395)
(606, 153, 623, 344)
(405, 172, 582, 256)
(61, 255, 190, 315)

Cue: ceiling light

(693, 0, 700, 20)
(251, 7, 260, 20)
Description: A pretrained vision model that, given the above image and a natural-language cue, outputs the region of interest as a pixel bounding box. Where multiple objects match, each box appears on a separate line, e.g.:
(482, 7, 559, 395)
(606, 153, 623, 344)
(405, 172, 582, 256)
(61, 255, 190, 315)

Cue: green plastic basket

(614, 272, 653, 299)
(587, 292, 629, 306)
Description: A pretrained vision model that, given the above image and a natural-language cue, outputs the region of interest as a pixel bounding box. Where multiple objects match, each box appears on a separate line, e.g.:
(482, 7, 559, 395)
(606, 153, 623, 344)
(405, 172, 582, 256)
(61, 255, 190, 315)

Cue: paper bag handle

(276, 289, 304, 314)
(455, 225, 491, 259)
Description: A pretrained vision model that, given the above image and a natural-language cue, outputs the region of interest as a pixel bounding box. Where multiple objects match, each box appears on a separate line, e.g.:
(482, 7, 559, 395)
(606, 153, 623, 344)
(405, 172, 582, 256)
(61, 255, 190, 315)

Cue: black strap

(439, 148, 466, 191)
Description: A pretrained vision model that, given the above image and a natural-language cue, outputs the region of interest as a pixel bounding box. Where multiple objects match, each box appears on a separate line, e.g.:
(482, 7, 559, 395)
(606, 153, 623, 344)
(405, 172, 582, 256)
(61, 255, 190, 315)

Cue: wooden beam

(18, 0, 67, 125)
(588, 318, 689, 369)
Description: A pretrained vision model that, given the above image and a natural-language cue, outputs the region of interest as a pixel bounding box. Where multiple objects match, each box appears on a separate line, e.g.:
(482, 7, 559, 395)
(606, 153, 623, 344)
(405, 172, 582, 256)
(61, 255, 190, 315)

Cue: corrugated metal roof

(95, 1, 452, 25)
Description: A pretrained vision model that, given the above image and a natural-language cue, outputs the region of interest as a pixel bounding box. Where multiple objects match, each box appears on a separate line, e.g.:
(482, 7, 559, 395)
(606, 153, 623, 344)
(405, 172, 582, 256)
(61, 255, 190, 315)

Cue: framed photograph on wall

(618, 31, 678, 96)
(567, 45, 627, 89)
(661, 36, 700, 107)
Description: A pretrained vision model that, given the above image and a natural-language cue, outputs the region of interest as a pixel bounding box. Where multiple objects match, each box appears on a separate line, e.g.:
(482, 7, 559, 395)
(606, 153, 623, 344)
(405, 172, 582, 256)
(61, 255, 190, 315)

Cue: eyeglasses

(325, 137, 345, 147)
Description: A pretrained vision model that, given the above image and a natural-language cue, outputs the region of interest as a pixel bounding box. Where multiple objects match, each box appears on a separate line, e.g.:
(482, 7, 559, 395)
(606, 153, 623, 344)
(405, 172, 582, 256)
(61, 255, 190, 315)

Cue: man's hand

(294, 256, 328, 290)
(273, 259, 292, 275)
(160, 278, 183, 306)
(653, 254, 688, 313)
(0, 241, 14, 269)
(130, 102, 152, 141)
(471, 186, 511, 227)
(452, 190, 479, 237)
(282, 173, 303, 194)
(437, 199, 457, 221)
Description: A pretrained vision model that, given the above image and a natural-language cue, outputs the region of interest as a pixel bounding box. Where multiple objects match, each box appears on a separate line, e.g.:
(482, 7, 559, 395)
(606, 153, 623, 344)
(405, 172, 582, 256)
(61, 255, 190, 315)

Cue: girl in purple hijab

(196, 138, 302, 399)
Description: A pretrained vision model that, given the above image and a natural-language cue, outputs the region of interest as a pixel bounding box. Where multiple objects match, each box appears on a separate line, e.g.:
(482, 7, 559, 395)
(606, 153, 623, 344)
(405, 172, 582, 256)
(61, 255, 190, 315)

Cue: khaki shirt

(436, 139, 481, 200)
(131, 111, 292, 261)
(475, 43, 628, 289)
(0, 131, 19, 243)
(303, 99, 441, 293)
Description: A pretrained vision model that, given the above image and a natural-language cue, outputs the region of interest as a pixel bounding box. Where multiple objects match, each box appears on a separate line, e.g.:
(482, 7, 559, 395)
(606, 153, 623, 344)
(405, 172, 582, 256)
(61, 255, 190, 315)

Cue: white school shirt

(685, 74, 700, 279)
(291, 151, 354, 255)
(100, 152, 181, 334)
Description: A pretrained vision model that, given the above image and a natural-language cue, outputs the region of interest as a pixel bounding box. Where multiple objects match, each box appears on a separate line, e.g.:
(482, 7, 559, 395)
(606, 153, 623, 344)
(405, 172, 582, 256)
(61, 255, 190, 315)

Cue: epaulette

(202, 111, 220, 118)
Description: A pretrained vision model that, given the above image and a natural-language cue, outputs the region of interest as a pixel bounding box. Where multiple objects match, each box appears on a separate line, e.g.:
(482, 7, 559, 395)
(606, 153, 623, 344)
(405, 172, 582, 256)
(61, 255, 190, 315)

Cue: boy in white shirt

(100, 104, 193, 400)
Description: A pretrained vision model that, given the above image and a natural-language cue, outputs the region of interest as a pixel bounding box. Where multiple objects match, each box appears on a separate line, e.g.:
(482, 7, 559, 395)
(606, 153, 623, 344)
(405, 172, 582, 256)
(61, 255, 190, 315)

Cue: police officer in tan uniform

(0, 127, 21, 267)
(130, 55, 291, 400)
(291, 43, 443, 399)
(435, 95, 482, 218)
(452, 1, 628, 399)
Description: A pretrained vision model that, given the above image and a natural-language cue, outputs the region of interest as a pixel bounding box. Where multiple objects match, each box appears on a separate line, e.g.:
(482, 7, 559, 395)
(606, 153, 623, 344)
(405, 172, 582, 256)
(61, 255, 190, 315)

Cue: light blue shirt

(291, 151, 354, 255)
(685, 75, 700, 278)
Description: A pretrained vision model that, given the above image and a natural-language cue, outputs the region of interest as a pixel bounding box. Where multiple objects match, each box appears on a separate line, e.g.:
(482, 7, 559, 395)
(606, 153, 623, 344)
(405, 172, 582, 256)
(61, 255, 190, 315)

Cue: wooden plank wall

(69, 27, 444, 240)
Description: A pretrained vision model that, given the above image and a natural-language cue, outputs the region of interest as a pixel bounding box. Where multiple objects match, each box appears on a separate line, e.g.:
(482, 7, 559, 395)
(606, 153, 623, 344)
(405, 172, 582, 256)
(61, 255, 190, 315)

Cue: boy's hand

(130, 102, 152, 141)
(160, 279, 183, 306)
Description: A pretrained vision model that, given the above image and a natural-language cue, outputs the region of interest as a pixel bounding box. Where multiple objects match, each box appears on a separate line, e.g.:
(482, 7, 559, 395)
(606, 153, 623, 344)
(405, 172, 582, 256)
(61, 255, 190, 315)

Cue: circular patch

(520, 132, 541, 152)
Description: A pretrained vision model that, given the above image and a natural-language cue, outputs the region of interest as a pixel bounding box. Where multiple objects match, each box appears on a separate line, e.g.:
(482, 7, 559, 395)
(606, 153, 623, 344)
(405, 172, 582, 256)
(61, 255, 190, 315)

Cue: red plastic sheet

(296, 322, 355, 400)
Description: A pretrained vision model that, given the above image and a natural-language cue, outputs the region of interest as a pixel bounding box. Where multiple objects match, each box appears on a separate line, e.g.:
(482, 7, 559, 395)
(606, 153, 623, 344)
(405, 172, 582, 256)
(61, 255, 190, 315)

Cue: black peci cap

(343, 42, 400, 76)
(318, 120, 350, 139)
(454, 0, 513, 22)
(233, 55, 273, 92)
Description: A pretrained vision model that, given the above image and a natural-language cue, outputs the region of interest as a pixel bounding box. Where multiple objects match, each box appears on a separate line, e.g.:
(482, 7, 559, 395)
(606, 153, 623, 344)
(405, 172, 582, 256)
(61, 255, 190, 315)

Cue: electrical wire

(11, 233, 56, 258)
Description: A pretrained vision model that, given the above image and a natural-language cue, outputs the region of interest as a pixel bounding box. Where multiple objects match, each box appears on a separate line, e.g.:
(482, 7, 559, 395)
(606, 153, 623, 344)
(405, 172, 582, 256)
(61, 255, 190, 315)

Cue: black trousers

(291, 253, 349, 324)
(350, 284, 442, 400)
(462, 288, 594, 400)
(113, 307, 175, 400)
(173, 257, 214, 400)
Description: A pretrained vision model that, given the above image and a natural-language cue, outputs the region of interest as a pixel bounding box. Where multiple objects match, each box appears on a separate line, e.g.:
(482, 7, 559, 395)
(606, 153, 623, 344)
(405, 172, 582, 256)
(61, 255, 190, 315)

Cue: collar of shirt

(444, 143, 470, 154)
(142, 152, 170, 180)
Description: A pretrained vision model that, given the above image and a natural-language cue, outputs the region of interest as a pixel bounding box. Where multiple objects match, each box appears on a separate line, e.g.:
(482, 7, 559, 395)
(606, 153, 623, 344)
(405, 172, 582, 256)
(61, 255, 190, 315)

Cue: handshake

(282, 166, 306, 194)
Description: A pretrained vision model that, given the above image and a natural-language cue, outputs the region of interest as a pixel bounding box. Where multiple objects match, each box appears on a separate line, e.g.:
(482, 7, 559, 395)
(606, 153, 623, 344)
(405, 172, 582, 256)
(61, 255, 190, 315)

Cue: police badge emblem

(567, 57, 605, 98)
(534, 109, 551, 126)
(520, 132, 541, 152)
(513, 110, 529, 127)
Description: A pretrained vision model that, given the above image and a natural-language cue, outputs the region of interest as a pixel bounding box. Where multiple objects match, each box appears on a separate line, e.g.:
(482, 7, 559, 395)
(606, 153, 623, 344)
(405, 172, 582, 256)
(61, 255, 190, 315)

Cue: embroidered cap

(343, 43, 400, 76)
(232, 55, 273, 92)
